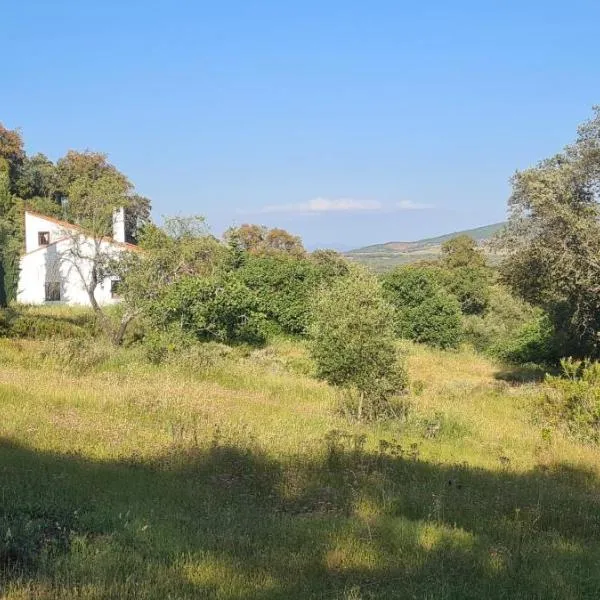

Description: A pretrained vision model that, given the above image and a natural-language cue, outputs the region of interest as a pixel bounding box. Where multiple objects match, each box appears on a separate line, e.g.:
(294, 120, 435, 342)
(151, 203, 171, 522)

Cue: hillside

(347, 222, 506, 271)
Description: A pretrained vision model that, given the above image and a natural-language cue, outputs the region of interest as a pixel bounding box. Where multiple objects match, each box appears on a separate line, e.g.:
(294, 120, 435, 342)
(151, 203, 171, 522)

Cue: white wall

(24, 213, 70, 253)
(17, 236, 125, 307)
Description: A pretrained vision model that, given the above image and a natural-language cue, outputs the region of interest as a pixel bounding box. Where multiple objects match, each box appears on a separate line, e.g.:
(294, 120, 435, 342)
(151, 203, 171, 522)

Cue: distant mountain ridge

(346, 222, 505, 271)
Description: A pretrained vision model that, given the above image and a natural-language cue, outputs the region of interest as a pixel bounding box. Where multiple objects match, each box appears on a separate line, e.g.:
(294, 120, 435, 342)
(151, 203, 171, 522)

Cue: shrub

(463, 285, 557, 364)
(440, 266, 491, 315)
(540, 359, 600, 443)
(310, 268, 407, 421)
(236, 254, 320, 335)
(146, 273, 269, 346)
(490, 313, 556, 364)
(382, 266, 462, 349)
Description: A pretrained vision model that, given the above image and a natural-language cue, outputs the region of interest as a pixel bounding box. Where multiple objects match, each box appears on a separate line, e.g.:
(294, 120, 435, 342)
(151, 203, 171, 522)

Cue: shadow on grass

(494, 362, 551, 384)
(0, 437, 599, 599)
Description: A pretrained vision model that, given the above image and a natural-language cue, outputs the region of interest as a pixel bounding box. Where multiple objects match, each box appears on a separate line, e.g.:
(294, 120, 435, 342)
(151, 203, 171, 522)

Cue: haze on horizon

(3, 0, 600, 249)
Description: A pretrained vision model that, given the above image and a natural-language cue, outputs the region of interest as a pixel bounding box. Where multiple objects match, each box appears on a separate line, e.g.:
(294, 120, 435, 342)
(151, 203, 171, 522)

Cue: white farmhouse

(17, 209, 137, 306)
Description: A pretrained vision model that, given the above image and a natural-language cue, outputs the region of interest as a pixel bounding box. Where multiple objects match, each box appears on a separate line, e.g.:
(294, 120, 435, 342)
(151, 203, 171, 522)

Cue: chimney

(112, 207, 126, 243)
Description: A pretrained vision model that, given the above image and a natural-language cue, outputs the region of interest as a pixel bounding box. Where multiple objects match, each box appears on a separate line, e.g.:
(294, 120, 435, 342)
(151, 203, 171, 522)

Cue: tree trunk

(357, 391, 364, 422)
(113, 313, 134, 346)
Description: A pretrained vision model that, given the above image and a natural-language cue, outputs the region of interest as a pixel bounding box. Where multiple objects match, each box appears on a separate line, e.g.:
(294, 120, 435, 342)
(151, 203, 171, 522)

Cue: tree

(310, 249, 350, 278)
(116, 216, 230, 344)
(225, 224, 305, 257)
(0, 123, 25, 189)
(441, 265, 490, 315)
(499, 107, 600, 358)
(140, 273, 268, 347)
(236, 251, 349, 335)
(439, 234, 490, 315)
(54, 151, 149, 344)
(441, 234, 486, 269)
(0, 158, 22, 305)
(310, 268, 406, 421)
(15, 153, 60, 202)
(382, 266, 462, 349)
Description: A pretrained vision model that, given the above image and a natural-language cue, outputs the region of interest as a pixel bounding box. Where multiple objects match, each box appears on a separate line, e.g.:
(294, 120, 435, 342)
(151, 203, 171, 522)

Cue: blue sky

(3, 1, 600, 248)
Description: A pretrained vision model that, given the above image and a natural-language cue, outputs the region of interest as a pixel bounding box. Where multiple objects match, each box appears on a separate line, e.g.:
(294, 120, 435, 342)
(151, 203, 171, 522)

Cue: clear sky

(3, 1, 600, 248)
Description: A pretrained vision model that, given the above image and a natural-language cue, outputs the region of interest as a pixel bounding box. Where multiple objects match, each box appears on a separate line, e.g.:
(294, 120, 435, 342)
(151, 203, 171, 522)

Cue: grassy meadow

(0, 311, 599, 599)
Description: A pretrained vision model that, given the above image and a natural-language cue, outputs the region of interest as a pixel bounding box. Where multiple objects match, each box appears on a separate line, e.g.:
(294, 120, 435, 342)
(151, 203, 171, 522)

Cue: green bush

(382, 266, 462, 349)
(440, 266, 490, 315)
(236, 254, 321, 335)
(490, 313, 555, 364)
(310, 268, 407, 421)
(146, 273, 269, 346)
(540, 359, 600, 443)
(463, 285, 557, 364)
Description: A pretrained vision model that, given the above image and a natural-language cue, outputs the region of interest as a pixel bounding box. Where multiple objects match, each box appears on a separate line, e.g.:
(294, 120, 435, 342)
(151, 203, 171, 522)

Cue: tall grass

(0, 323, 599, 598)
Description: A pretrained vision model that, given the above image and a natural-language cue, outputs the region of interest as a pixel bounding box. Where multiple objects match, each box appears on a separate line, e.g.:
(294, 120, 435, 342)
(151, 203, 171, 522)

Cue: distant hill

(346, 222, 506, 271)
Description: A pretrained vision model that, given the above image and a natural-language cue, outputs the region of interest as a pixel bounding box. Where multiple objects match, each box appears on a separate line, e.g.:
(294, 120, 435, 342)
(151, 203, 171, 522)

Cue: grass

(0, 318, 599, 598)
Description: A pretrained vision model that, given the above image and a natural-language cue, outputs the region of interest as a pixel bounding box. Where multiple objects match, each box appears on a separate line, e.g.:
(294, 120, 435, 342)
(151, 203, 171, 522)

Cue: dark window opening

(38, 231, 50, 246)
(45, 282, 61, 302)
(110, 280, 121, 299)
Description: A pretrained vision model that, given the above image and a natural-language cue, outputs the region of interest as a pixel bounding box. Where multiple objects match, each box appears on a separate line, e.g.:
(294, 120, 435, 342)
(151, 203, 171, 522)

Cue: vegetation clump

(541, 358, 600, 444)
(310, 268, 407, 420)
(382, 266, 463, 349)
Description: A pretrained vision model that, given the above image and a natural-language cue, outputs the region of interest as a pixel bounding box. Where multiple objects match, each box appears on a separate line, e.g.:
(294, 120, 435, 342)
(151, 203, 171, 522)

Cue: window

(38, 231, 50, 246)
(45, 282, 61, 302)
(110, 279, 121, 299)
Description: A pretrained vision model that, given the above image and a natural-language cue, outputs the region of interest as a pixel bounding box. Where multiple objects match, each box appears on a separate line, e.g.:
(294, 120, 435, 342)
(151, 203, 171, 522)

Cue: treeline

(4, 108, 600, 384)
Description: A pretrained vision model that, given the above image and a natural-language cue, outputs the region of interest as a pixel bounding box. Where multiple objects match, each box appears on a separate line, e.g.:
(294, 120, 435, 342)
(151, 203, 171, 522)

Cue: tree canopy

(500, 107, 600, 357)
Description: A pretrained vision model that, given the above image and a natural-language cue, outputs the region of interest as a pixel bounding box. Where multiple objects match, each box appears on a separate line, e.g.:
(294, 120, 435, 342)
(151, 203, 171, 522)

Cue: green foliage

(0, 162, 23, 306)
(491, 314, 556, 364)
(438, 235, 491, 315)
(541, 359, 600, 443)
(146, 273, 269, 347)
(0, 307, 97, 341)
(463, 285, 557, 364)
(14, 153, 60, 201)
(382, 266, 462, 349)
(440, 266, 491, 315)
(237, 254, 323, 335)
(310, 268, 407, 420)
(441, 234, 486, 269)
(500, 108, 600, 358)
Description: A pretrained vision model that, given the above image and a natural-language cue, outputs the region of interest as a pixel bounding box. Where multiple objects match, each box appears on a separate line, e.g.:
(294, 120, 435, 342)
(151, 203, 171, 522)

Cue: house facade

(17, 210, 134, 306)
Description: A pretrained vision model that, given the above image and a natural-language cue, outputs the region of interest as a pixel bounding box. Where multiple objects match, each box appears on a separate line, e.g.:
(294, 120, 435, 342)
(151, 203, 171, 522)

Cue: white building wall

(18, 229, 126, 307)
(24, 213, 69, 253)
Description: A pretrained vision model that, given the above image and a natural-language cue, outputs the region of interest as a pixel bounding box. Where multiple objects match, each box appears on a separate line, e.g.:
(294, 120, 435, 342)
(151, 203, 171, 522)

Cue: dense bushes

(145, 273, 269, 347)
(440, 266, 490, 315)
(236, 253, 347, 335)
(540, 359, 600, 443)
(236, 255, 318, 334)
(462, 285, 557, 364)
(382, 266, 462, 349)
